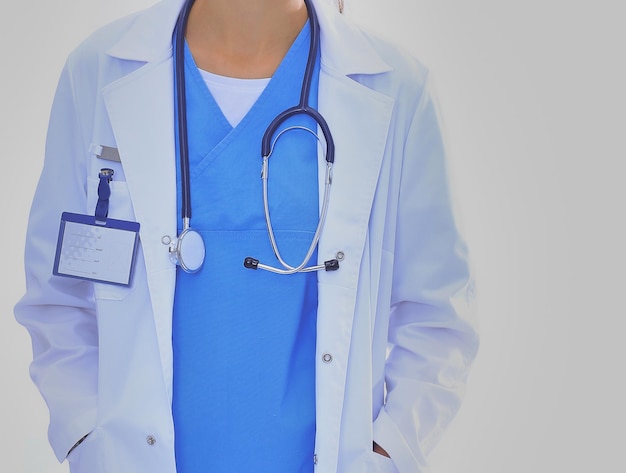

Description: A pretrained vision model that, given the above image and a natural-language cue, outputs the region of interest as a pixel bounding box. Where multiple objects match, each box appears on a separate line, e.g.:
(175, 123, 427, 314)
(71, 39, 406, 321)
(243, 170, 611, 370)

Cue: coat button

(322, 353, 333, 363)
(146, 435, 156, 446)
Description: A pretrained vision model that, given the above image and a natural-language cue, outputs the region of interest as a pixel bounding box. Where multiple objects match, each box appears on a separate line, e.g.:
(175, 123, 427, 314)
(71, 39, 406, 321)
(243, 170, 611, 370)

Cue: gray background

(2, 0, 624, 471)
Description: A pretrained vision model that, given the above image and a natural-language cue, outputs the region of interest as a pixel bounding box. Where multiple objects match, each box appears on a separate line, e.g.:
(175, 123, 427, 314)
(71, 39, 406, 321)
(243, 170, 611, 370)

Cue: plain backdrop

(2, 1, 624, 472)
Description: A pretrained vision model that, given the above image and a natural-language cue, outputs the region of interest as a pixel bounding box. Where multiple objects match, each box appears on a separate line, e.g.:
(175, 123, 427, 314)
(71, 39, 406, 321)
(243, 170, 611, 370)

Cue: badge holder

(53, 169, 140, 286)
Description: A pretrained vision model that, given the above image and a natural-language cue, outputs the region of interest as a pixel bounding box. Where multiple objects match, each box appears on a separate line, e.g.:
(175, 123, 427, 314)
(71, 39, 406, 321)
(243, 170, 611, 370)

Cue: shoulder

(344, 22, 434, 124)
(65, 0, 178, 75)
(319, 6, 433, 111)
(59, 0, 176, 96)
(318, 3, 430, 97)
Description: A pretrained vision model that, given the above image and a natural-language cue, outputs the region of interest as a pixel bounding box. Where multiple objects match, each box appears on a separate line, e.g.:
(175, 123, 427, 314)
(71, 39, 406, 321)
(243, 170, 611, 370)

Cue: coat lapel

(314, 70, 394, 471)
(313, 0, 394, 288)
(102, 61, 179, 396)
(99, 0, 185, 397)
(312, 0, 395, 469)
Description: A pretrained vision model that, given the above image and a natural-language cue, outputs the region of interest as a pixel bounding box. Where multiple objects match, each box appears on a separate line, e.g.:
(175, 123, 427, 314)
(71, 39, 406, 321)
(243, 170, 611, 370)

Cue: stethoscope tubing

(174, 0, 195, 225)
(171, 0, 338, 275)
(260, 0, 334, 165)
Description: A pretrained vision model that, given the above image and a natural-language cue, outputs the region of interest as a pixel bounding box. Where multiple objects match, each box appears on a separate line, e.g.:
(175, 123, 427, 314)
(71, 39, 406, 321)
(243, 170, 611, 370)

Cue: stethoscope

(168, 0, 339, 275)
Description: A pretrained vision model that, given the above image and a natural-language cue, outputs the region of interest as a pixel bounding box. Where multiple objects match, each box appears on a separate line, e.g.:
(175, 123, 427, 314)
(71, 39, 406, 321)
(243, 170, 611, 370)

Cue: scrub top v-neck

(172, 22, 320, 473)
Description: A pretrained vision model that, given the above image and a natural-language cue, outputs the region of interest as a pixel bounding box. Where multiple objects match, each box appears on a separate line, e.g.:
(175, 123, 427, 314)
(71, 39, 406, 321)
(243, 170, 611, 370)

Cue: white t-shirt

(198, 69, 270, 127)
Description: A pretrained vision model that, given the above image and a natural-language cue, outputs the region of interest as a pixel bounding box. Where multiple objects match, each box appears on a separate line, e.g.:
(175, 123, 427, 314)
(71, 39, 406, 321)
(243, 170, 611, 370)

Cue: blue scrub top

(172, 23, 320, 473)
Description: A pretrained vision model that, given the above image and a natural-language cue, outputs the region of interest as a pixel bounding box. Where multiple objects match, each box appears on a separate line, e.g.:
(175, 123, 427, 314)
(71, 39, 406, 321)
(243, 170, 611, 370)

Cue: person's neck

(186, 0, 308, 78)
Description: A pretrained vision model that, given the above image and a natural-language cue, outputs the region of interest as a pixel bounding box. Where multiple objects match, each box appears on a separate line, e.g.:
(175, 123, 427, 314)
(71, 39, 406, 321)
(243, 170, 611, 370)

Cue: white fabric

(198, 69, 270, 127)
(14, 1, 479, 472)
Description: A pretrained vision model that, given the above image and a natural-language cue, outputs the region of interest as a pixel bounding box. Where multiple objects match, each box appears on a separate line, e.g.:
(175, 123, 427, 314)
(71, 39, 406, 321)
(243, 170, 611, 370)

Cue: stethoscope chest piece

(169, 228, 205, 273)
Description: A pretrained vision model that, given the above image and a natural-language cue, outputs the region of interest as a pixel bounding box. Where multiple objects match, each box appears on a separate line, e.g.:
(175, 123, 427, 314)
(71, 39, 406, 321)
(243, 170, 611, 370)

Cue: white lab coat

(15, 0, 479, 472)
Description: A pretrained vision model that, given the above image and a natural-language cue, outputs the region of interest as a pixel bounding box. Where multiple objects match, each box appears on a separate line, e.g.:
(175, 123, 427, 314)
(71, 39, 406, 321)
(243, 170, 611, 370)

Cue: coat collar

(313, 0, 391, 76)
(105, 0, 391, 77)
(105, 0, 185, 62)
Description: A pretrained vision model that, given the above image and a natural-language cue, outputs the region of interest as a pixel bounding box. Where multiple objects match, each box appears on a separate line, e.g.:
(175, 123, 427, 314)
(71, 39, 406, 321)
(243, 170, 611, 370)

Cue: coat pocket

(67, 428, 108, 473)
(365, 451, 399, 473)
(345, 451, 399, 473)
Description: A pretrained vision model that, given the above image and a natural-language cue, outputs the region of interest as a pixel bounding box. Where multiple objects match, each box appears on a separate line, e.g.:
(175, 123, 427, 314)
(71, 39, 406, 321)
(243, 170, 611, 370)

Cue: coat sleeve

(14, 57, 98, 463)
(372, 73, 479, 472)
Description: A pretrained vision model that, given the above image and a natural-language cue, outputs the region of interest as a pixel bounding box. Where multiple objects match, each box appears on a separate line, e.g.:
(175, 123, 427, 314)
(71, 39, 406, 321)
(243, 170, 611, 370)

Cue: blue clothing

(172, 23, 320, 473)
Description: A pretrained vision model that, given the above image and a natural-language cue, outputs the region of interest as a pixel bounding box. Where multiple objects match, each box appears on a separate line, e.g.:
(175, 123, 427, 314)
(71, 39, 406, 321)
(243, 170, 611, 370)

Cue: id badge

(53, 212, 140, 286)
